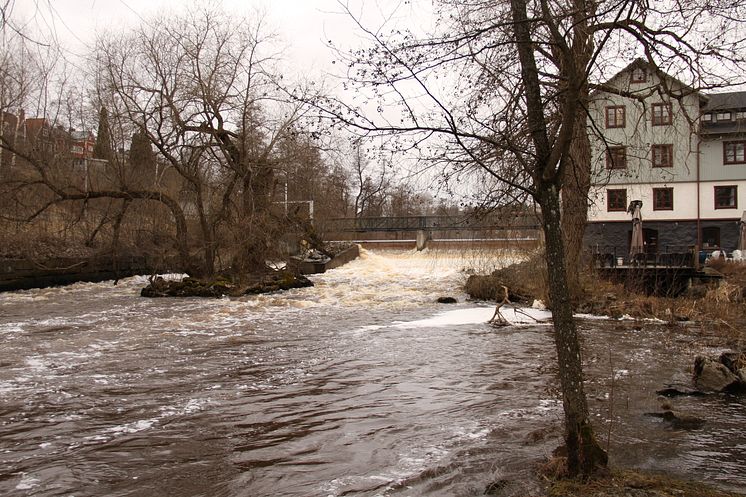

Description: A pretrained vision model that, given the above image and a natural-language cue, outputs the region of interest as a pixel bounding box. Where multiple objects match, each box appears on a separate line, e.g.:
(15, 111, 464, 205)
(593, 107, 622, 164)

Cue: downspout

(696, 132, 702, 250)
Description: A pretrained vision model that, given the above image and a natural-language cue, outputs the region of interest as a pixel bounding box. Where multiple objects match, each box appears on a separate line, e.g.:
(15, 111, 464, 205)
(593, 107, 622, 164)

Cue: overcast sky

(14, 0, 434, 81)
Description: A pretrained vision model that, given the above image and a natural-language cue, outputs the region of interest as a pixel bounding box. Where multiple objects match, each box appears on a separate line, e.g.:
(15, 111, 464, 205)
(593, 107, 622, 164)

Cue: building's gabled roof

(591, 58, 705, 101)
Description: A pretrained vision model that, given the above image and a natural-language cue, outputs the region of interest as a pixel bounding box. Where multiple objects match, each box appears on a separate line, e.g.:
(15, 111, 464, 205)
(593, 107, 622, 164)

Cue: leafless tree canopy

(0, 4, 457, 273)
(310, 0, 746, 478)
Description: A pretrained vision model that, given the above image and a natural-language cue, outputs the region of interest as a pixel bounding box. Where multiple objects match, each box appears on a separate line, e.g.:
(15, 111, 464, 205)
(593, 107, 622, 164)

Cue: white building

(585, 60, 746, 260)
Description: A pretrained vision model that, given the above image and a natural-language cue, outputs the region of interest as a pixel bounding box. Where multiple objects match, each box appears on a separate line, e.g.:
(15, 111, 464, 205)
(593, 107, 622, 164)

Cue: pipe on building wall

(697, 131, 702, 252)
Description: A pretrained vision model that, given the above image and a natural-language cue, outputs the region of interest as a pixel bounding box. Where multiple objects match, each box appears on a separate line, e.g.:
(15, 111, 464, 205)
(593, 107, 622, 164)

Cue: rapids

(0, 248, 744, 496)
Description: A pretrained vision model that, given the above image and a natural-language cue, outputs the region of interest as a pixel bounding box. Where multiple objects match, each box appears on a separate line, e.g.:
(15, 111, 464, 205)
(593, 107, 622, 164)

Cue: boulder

(646, 410, 705, 430)
(242, 272, 313, 295)
(720, 351, 746, 372)
(436, 296, 458, 304)
(656, 386, 705, 397)
(693, 356, 740, 392)
(140, 276, 231, 298)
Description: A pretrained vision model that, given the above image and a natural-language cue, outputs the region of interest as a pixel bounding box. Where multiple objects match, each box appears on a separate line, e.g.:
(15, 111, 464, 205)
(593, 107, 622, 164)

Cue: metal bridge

(319, 214, 540, 233)
(318, 215, 542, 250)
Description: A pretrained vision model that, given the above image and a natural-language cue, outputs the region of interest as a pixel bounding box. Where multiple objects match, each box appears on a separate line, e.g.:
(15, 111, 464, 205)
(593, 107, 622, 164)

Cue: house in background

(70, 130, 96, 160)
(584, 60, 746, 261)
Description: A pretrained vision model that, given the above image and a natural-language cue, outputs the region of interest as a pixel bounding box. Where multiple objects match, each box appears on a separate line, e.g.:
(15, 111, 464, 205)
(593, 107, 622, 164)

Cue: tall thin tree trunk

(194, 186, 216, 277)
(539, 182, 607, 477)
(560, 0, 594, 300)
(234, 166, 275, 276)
(561, 110, 591, 299)
(510, 0, 607, 477)
(111, 198, 131, 284)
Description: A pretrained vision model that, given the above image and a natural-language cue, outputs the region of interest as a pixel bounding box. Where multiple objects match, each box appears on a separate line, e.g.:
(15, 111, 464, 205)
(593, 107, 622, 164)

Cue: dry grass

(465, 256, 746, 344)
(465, 251, 548, 304)
(576, 264, 746, 345)
(546, 469, 742, 497)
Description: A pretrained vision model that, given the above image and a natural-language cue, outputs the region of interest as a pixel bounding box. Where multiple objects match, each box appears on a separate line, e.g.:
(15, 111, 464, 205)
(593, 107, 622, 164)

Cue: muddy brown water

(0, 249, 744, 496)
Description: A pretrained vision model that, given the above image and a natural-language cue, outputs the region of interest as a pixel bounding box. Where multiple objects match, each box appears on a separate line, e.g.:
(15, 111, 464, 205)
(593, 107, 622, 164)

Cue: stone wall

(0, 256, 178, 292)
(585, 219, 742, 256)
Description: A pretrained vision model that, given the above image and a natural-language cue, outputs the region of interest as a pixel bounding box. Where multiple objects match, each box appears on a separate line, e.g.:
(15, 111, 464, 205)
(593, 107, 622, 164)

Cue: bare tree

(93, 5, 323, 278)
(312, 0, 746, 477)
(348, 139, 389, 218)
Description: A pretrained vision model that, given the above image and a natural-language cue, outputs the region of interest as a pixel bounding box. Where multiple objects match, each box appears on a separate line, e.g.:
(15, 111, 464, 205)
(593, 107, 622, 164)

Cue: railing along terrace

(591, 245, 696, 268)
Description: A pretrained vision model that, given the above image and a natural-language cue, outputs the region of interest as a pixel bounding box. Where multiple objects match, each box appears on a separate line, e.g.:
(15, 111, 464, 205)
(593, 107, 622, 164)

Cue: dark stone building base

(584, 219, 741, 260)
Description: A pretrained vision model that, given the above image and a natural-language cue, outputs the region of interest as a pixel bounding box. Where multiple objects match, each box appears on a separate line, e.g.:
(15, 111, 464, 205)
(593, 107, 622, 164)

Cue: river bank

(543, 469, 743, 497)
(465, 253, 746, 344)
(464, 252, 746, 496)
(0, 255, 178, 292)
(0, 244, 360, 295)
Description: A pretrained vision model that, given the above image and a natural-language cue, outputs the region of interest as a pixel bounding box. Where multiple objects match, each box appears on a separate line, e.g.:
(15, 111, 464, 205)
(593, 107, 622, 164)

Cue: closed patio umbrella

(739, 211, 746, 251)
(629, 200, 644, 263)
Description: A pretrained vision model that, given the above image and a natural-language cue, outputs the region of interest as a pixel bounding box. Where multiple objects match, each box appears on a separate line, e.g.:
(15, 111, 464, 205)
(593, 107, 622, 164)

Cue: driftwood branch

(488, 285, 545, 326)
(488, 285, 510, 327)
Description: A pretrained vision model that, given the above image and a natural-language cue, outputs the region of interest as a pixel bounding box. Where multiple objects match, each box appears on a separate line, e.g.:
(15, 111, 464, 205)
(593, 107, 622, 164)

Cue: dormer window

(716, 112, 732, 121)
(631, 67, 647, 83)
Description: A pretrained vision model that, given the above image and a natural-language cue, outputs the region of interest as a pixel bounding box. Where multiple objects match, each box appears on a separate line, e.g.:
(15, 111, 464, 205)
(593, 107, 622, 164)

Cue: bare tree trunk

(561, 110, 591, 299)
(560, 0, 594, 300)
(234, 166, 275, 276)
(510, 0, 607, 477)
(110, 198, 131, 284)
(539, 182, 607, 477)
(194, 186, 216, 277)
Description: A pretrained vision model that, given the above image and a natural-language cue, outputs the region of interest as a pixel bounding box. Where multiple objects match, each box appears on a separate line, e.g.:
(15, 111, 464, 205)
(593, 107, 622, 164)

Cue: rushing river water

(1, 248, 744, 497)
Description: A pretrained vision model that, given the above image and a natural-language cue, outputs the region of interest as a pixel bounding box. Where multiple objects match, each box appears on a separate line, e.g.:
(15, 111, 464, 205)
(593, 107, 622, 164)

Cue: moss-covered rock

(242, 272, 313, 295)
(140, 276, 234, 298)
(141, 271, 313, 298)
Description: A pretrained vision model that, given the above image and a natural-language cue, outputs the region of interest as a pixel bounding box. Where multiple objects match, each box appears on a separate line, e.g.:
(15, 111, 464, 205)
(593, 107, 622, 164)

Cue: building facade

(584, 60, 746, 260)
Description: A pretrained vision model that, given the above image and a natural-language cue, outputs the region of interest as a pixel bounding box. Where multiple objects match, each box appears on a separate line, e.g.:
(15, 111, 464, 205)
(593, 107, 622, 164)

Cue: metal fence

(319, 215, 541, 233)
(590, 244, 697, 268)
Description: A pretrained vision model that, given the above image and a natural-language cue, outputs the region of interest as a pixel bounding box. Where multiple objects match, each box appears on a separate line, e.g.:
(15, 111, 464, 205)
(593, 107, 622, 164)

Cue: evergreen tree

(93, 106, 113, 162)
(129, 131, 155, 170)
(128, 131, 157, 188)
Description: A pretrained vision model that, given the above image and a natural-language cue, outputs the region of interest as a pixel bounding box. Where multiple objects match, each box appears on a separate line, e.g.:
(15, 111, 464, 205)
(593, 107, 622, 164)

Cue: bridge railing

(319, 215, 541, 233)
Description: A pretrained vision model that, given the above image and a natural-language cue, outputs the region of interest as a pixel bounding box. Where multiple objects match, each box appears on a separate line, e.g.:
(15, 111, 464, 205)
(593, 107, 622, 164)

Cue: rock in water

(242, 272, 313, 295)
(646, 410, 705, 430)
(141, 272, 313, 298)
(656, 386, 705, 397)
(436, 296, 457, 304)
(693, 356, 740, 392)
